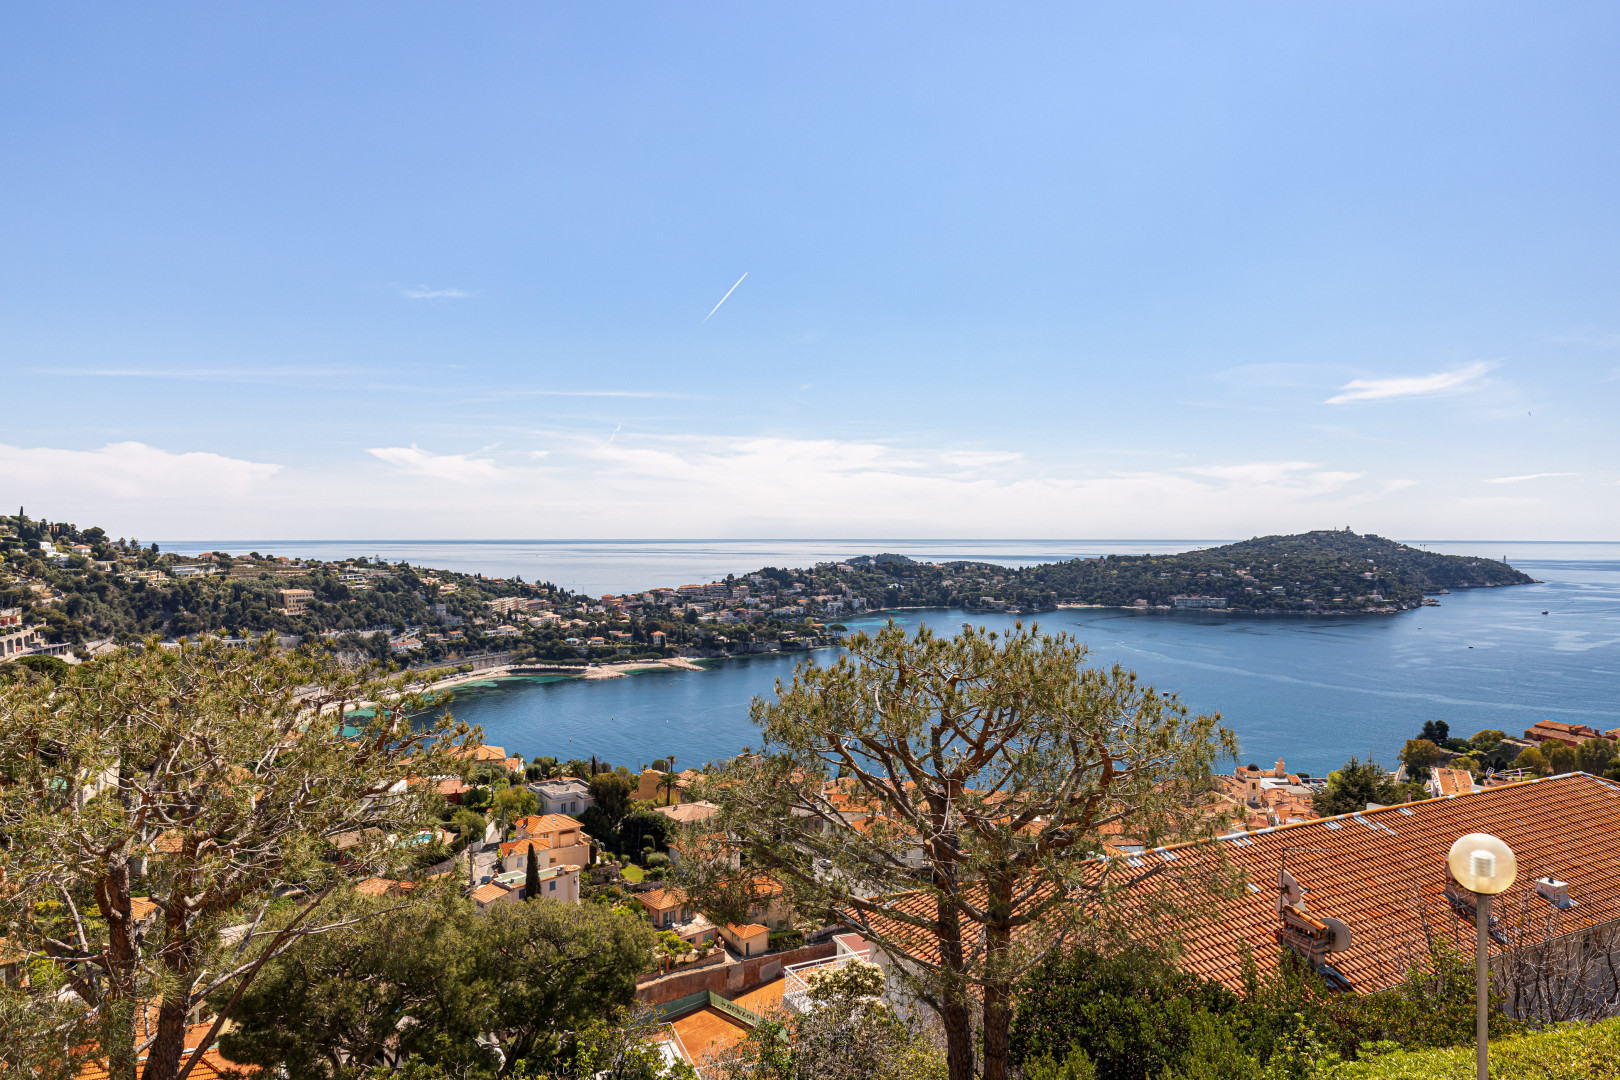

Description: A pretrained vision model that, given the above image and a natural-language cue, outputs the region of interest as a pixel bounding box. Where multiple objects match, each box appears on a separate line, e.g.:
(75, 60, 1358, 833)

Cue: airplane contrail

(702, 272, 748, 322)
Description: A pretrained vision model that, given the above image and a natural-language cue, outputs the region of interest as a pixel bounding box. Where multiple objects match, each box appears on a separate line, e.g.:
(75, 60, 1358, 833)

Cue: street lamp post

(1447, 833, 1517, 1080)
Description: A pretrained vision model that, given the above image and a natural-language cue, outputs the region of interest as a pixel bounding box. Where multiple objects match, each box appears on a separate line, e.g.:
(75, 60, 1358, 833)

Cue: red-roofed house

(513, 814, 591, 869)
(471, 881, 518, 911)
(499, 836, 552, 873)
(855, 774, 1620, 1003)
(1523, 720, 1608, 748)
(633, 886, 716, 944)
(1427, 767, 1478, 798)
(721, 922, 770, 957)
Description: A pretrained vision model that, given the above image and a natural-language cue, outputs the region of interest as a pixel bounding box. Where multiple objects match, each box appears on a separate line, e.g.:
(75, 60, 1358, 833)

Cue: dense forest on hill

(1004, 530, 1535, 613)
(741, 530, 1534, 615)
(2, 511, 1536, 668)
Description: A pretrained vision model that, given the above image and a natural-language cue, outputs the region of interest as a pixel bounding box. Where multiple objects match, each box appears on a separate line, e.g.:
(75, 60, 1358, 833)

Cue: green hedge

(1328, 1018, 1620, 1079)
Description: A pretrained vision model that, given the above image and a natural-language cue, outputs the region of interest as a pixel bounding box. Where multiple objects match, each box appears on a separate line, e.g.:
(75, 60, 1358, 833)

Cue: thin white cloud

(400, 285, 474, 300)
(1326, 361, 1497, 405)
(1484, 472, 1578, 484)
(0, 442, 280, 500)
(367, 445, 500, 483)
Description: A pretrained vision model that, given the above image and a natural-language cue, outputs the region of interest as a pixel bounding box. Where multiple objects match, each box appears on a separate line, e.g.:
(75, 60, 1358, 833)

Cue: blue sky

(2, 3, 1617, 539)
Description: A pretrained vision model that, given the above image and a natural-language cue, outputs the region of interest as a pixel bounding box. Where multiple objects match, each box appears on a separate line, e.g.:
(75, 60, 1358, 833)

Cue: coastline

(402, 578, 1539, 700)
(413, 656, 710, 695)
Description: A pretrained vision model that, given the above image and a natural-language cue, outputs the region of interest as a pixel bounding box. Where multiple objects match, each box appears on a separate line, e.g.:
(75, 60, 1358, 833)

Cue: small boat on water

(1542, 610, 1550, 614)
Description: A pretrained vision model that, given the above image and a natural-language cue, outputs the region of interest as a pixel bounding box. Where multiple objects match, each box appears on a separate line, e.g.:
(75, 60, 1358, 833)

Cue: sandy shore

(413, 656, 707, 693)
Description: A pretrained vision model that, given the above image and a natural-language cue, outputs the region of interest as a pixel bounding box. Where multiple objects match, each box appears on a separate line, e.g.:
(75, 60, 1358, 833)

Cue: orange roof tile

(471, 883, 510, 904)
(655, 800, 721, 824)
(637, 887, 688, 911)
(860, 773, 1620, 996)
(514, 813, 584, 835)
(76, 1020, 257, 1080)
(353, 876, 413, 897)
(725, 922, 768, 938)
(499, 837, 552, 857)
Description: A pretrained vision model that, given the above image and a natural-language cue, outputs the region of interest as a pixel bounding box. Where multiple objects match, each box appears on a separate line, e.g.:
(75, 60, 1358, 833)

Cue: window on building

(549, 881, 556, 891)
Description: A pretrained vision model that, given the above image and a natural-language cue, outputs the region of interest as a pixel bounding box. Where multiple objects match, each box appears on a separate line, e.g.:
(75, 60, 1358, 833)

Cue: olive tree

(0, 639, 471, 1080)
(685, 621, 1236, 1080)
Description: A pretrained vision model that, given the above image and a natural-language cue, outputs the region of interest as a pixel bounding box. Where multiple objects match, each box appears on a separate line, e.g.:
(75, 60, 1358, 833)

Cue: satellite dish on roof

(1277, 869, 1303, 912)
(1322, 916, 1353, 954)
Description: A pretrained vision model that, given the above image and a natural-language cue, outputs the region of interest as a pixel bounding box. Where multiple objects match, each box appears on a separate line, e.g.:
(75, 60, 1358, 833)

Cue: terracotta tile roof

(1524, 721, 1606, 748)
(77, 1019, 256, 1080)
(499, 837, 552, 858)
(655, 800, 721, 824)
(514, 813, 583, 835)
(470, 882, 510, 904)
(128, 897, 159, 921)
(353, 876, 413, 897)
(725, 922, 769, 938)
(637, 887, 688, 911)
(860, 773, 1620, 995)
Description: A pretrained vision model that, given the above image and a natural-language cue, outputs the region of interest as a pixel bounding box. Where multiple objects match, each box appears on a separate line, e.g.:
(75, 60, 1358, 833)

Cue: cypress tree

(525, 844, 541, 900)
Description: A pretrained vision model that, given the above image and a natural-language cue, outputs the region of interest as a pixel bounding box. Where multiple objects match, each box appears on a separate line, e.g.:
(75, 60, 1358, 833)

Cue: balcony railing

(781, 952, 867, 1014)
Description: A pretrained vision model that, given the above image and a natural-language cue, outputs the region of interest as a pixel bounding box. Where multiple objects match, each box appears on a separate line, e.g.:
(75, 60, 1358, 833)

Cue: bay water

(161, 538, 1618, 778)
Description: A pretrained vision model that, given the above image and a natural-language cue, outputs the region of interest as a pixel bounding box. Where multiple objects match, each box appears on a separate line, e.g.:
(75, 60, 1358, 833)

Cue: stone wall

(634, 941, 836, 1005)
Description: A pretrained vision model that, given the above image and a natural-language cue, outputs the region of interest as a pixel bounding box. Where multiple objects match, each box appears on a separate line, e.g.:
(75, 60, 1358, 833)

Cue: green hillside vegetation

(1010, 531, 1534, 613)
(728, 530, 1533, 615)
(1326, 1016, 1620, 1079)
(2, 511, 1536, 669)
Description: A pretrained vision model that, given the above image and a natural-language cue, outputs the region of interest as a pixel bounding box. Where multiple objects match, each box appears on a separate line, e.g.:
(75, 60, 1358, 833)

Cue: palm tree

(658, 771, 680, 806)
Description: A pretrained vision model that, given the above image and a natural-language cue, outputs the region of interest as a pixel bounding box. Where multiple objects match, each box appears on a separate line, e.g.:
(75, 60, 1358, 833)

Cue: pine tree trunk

(980, 954, 1012, 1080)
(934, 893, 976, 1080)
(95, 865, 139, 1080)
(141, 908, 200, 1080)
(141, 995, 189, 1080)
(981, 880, 1015, 1080)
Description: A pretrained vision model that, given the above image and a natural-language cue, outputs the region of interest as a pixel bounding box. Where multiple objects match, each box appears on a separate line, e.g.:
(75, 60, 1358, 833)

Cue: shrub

(1159, 1011, 1262, 1080)
(806, 958, 886, 1004)
(1009, 944, 1240, 1080)
(1023, 1044, 1098, 1080)
(1324, 1017, 1620, 1079)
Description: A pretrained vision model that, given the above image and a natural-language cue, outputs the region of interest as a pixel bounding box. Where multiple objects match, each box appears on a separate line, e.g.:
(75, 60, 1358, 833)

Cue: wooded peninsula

(1, 513, 1534, 668)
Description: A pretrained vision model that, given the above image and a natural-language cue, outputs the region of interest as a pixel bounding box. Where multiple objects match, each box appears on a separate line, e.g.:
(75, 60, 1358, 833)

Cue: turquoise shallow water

(422, 548, 1620, 777)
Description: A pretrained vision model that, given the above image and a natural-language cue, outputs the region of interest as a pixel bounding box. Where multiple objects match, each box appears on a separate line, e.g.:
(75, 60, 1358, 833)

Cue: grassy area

(619, 864, 645, 883)
(1329, 1018, 1620, 1079)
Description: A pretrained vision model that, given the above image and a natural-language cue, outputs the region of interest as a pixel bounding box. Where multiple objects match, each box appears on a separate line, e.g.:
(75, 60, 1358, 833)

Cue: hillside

(1005, 530, 1535, 614)
(2, 513, 1538, 669)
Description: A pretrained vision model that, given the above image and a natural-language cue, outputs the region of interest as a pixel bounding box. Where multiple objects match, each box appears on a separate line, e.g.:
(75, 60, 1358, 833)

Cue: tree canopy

(0, 639, 471, 1080)
(222, 889, 654, 1078)
(686, 620, 1236, 1080)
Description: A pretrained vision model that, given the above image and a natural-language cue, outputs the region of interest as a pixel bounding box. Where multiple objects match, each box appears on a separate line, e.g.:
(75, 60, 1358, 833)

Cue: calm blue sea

(159, 538, 1620, 776)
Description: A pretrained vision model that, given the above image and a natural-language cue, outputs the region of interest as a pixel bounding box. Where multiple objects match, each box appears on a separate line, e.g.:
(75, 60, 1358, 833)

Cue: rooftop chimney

(1534, 877, 1574, 909)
